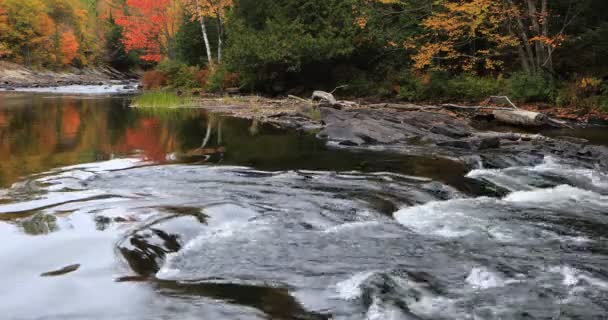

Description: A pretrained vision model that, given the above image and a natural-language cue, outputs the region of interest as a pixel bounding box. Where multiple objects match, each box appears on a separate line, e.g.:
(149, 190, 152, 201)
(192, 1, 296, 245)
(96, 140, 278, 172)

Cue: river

(0, 91, 607, 319)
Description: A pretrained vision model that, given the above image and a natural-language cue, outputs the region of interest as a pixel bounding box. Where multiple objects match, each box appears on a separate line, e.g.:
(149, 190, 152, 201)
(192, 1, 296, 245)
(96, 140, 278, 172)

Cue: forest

(1, 0, 608, 109)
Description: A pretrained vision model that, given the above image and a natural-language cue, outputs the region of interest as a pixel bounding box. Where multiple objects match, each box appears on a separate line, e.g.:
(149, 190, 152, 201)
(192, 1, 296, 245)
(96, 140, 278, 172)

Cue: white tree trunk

(216, 13, 223, 64)
(200, 15, 213, 66)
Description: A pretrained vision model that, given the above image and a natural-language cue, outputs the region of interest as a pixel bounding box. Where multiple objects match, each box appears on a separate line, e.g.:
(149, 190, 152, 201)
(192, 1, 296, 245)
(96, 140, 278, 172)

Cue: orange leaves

(529, 34, 565, 49)
(186, 0, 232, 19)
(60, 31, 79, 65)
(411, 0, 518, 73)
(355, 16, 368, 29)
(115, 0, 181, 62)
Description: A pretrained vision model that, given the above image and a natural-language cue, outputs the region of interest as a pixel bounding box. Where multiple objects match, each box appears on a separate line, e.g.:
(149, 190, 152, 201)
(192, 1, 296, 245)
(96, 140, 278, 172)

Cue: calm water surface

(1, 92, 607, 320)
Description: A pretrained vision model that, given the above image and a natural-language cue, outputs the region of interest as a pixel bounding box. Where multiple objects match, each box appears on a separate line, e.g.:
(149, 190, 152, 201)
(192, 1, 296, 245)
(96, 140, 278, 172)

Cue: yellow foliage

(411, 0, 518, 73)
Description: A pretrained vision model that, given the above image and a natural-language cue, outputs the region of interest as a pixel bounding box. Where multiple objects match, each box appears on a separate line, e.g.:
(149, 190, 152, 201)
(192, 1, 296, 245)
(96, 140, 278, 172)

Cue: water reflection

(0, 92, 470, 189)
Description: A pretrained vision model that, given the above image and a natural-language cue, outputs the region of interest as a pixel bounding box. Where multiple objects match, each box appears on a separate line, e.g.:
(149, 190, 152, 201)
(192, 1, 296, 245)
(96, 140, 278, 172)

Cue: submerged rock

(20, 213, 58, 235)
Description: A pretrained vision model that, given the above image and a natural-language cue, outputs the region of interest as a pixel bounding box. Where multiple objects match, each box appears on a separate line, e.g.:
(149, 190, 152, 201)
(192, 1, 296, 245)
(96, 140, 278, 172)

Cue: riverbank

(0, 61, 136, 89)
(186, 94, 608, 173)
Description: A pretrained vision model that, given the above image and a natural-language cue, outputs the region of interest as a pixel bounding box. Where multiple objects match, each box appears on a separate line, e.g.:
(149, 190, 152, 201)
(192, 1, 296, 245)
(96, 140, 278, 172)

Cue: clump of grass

(308, 107, 321, 121)
(131, 90, 197, 108)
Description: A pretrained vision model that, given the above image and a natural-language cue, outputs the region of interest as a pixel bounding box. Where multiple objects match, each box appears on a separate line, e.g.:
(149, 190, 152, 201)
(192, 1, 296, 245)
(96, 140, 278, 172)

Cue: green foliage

(507, 72, 556, 103)
(206, 67, 227, 93)
(447, 75, 506, 101)
(156, 60, 199, 89)
(224, 0, 361, 89)
(175, 15, 210, 67)
(396, 72, 505, 102)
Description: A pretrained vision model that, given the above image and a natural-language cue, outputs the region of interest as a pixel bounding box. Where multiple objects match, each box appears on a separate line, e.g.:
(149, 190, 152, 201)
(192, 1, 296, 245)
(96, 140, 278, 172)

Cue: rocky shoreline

(195, 98, 608, 172)
(0, 61, 136, 90)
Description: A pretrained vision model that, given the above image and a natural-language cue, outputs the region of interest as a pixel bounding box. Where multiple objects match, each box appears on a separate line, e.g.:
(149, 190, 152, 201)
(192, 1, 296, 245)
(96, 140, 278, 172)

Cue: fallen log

(475, 131, 551, 142)
(312, 91, 337, 105)
(492, 109, 548, 127)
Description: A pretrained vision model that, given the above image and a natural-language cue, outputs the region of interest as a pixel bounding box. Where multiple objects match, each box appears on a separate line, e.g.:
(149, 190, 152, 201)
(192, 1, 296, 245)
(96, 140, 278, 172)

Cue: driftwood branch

(488, 96, 519, 109)
(330, 85, 349, 94)
(287, 95, 312, 104)
(441, 104, 518, 111)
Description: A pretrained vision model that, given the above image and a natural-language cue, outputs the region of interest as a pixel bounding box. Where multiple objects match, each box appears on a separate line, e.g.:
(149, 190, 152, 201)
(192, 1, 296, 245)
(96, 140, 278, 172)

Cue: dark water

(1, 92, 607, 320)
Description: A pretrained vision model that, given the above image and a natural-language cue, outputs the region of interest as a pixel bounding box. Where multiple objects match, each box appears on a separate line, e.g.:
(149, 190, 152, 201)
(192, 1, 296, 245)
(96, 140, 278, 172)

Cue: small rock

(41, 264, 80, 277)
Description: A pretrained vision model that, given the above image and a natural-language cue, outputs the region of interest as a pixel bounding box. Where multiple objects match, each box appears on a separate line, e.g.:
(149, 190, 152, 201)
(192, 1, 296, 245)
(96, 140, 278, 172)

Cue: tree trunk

(216, 13, 223, 64)
(526, 0, 542, 66)
(540, 0, 553, 72)
(200, 15, 213, 66)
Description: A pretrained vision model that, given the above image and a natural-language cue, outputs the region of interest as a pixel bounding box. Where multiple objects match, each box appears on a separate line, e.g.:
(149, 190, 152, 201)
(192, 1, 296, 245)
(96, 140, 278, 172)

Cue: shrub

(507, 72, 556, 103)
(142, 70, 168, 89)
(156, 60, 198, 89)
(194, 68, 211, 88)
(446, 75, 505, 101)
(206, 67, 241, 93)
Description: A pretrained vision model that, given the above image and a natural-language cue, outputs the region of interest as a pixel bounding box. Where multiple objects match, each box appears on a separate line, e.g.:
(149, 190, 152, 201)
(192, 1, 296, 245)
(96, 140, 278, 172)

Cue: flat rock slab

(316, 107, 608, 171)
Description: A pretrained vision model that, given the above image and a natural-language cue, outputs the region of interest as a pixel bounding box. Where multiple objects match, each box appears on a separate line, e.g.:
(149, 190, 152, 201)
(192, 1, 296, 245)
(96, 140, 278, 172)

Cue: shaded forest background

(1, 0, 608, 108)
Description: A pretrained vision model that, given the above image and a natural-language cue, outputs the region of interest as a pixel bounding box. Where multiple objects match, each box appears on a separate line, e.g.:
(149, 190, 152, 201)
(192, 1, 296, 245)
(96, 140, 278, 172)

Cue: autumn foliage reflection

(0, 95, 208, 187)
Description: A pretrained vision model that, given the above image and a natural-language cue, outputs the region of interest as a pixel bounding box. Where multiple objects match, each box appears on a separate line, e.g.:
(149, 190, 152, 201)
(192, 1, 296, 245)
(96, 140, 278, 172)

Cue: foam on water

(504, 184, 605, 204)
(334, 271, 377, 300)
(468, 156, 608, 193)
(466, 267, 505, 289)
(549, 266, 608, 289)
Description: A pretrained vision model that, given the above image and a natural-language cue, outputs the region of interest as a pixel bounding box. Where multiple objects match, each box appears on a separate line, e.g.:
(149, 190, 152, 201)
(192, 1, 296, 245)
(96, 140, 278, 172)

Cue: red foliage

(60, 31, 79, 65)
(194, 68, 210, 87)
(61, 104, 81, 140)
(222, 71, 240, 88)
(114, 0, 179, 62)
(142, 70, 168, 89)
(120, 118, 168, 162)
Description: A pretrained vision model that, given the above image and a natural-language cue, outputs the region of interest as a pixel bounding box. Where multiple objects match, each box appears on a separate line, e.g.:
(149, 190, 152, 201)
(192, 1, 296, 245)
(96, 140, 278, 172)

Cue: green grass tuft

(131, 90, 197, 108)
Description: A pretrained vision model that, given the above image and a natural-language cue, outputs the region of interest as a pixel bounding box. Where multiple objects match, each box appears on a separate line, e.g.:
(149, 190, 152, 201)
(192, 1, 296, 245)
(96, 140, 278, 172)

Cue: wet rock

(315, 106, 608, 171)
(20, 213, 58, 235)
(95, 215, 113, 231)
(41, 264, 80, 277)
(478, 136, 501, 150)
(430, 124, 471, 138)
(436, 139, 475, 150)
(5, 87, 15, 91)
(119, 227, 182, 277)
(122, 85, 135, 90)
(117, 214, 207, 277)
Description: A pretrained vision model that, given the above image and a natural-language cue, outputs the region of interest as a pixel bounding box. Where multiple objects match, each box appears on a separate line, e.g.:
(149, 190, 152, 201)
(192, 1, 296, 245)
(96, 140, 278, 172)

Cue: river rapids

(0, 155, 607, 319)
